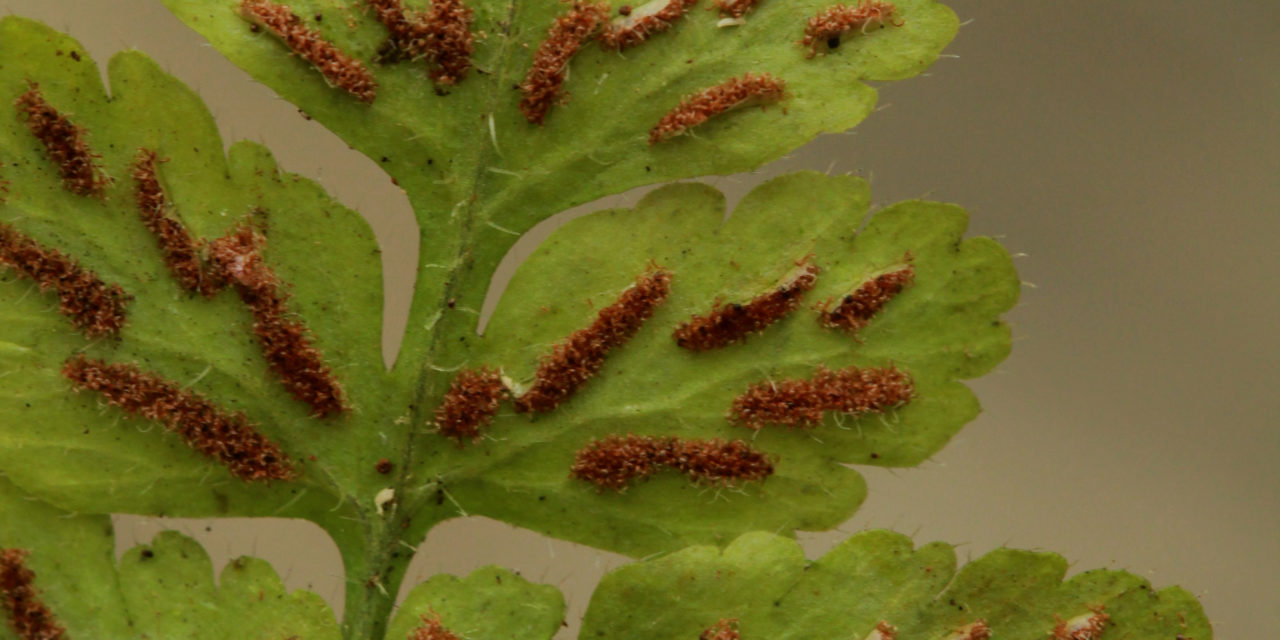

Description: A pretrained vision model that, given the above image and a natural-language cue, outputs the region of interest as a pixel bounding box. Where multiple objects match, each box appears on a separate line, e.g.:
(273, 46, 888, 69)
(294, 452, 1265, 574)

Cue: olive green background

(0, 1, 1275, 637)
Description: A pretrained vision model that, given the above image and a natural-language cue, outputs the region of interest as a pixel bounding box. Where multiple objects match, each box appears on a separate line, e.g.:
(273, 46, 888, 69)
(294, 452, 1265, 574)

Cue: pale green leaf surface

(157, 0, 960, 382)
(385, 566, 565, 640)
(0, 17, 396, 521)
(580, 530, 1214, 639)
(426, 172, 1017, 555)
(120, 531, 341, 640)
(0, 476, 340, 640)
(0, 476, 132, 639)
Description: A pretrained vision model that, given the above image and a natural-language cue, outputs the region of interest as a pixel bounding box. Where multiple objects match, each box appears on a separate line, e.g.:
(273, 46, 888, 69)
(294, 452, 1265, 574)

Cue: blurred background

(1, 0, 1275, 636)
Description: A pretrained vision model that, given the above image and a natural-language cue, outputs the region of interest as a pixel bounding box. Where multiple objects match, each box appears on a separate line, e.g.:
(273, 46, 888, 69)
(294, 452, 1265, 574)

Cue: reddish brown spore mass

(729, 365, 913, 429)
(408, 613, 461, 640)
(0, 549, 66, 640)
(800, 1, 903, 58)
(519, 1, 611, 124)
(599, 0, 698, 50)
(130, 149, 226, 297)
(715, 0, 758, 19)
(239, 0, 378, 102)
(872, 621, 899, 639)
(572, 434, 773, 490)
(819, 264, 913, 334)
(700, 618, 741, 640)
(208, 225, 348, 417)
(0, 222, 130, 337)
(514, 267, 671, 413)
(367, 0, 475, 85)
(14, 82, 109, 197)
(674, 260, 818, 351)
(61, 355, 296, 482)
(434, 367, 508, 443)
(952, 621, 991, 640)
(648, 73, 786, 144)
(1052, 608, 1110, 640)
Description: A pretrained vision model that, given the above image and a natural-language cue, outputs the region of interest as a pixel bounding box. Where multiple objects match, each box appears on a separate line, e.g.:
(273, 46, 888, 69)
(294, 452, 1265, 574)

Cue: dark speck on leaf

(140, 549, 154, 559)
(828, 36, 841, 49)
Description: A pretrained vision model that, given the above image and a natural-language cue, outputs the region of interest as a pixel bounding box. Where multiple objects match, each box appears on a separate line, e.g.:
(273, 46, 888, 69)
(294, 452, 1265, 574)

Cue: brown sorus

(571, 434, 773, 490)
(0, 222, 130, 337)
(868, 621, 898, 640)
(1052, 608, 1110, 640)
(61, 355, 296, 481)
(408, 613, 462, 640)
(800, 1, 903, 58)
(598, 0, 698, 50)
(673, 259, 818, 351)
(375, 458, 394, 474)
(130, 149, 226, 297)
(518, 1, 610, 124)
(434, 367, 507, 443)
(14, 82, 109, 197)
(238, 0, 378, 102)
(0, 549, 66, 640)
(648, 73, 786, 144)
(818, 263, 913, 335)
(366, 0, 475, 85)
(700, 618, 741, 640)
(514, 266, 671, 413)
(715, 0, 757, 19)
(207, 224, 348, 418)
(947, 621, 991, 640)
(729, 365, 913, 429)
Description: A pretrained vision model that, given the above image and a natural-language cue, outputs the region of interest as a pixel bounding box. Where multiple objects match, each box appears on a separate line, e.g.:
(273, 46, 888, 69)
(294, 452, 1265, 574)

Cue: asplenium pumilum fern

(0, 2, 1209, 639)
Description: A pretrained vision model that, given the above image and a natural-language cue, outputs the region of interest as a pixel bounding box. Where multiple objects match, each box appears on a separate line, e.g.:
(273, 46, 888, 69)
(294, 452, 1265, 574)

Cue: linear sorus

(863, 621, 898, 640)
(13, 82, 109, 197)
(1052, 607, 1110, 640)
(942, 621, 991, 640)
(0, 549, 66, 640)
(714, 0, 757, 19)
(130, 149, 226, 297)
(61, 356, 297, 481)
(673, 259, 818, 350)
(800, 1, 903, 58)
(208, 224, 348, 417)
(598, 0, 698, 50)
(366, 0, 475, 85)
(0, 222, 130, 337)
(818, 263, 913, 335)
(518, 1, 611, 124)
(513, 266, 671, 413)
(238, 0, 378, 102)
(728, 365, 913, 429)
(648, 72, 786, 144)
(570, 434, 773, 490)
(700, 618, 741, 640)
(408, 613, 462, 640)
(434, 367, 508, 443)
